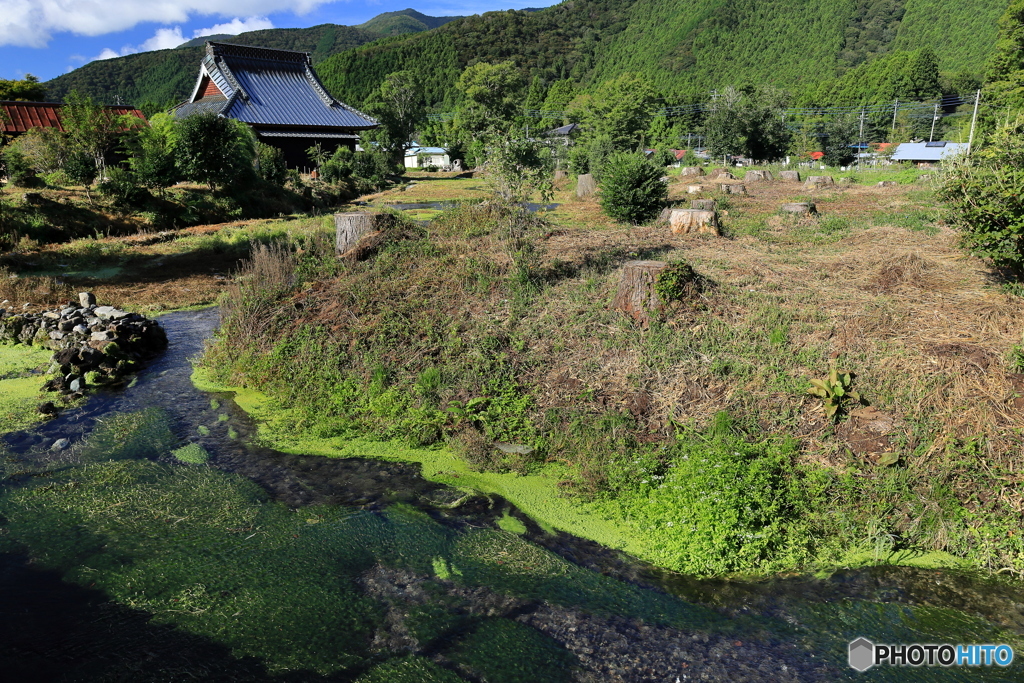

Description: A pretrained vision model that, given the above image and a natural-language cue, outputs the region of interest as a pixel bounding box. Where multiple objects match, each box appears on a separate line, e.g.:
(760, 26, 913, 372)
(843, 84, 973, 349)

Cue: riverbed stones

(0, 298, 167, 399)
(79, 292, 96, 307)
(50, 438, 70, 451)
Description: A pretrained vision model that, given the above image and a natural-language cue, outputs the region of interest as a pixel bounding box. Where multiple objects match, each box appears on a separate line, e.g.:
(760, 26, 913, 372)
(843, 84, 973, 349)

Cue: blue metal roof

(890, 141, 968, 162)
(174, 42, 376, 131)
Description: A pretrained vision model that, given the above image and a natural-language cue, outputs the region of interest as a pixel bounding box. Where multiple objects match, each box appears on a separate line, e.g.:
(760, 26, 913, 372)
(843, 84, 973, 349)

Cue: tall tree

(703, 87, 791, 162)
(361, 70, 425, 165)
(455, 61, 523, 142)
(570, 74, 658, 151)
(0, 75, 46, 102)
(61, 91, 137, 175)
(985, 0, 1024, 115)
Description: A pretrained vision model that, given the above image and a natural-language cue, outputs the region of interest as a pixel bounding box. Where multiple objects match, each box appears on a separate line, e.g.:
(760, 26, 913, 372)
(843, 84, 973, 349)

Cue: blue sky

(1, 1, 555, 83)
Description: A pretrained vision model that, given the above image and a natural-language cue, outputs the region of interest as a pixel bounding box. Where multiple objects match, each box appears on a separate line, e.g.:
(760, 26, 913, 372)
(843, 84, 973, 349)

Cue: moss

(0, 343, 51, 433)
(496, 511, 527, 535)
(79, 408, 176, 463)
(196, 425, 211, 436)
(172, 443, 210, 464)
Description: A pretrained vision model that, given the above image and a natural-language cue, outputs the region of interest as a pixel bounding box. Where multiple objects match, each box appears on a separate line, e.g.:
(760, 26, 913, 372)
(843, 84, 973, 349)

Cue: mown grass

(199, 178, 1024, 579)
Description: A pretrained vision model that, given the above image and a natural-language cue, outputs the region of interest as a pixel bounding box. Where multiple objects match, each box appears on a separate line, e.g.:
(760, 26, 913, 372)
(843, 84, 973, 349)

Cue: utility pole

(858, 108, 866, 170)
(929, 102, 939, 142)
(967, 89, 981, 155)
(891, 99, 899, 132)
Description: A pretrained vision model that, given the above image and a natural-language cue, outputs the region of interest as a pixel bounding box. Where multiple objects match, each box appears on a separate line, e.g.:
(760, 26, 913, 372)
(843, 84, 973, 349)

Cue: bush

(175, 112, 255, 190)
(2, 148, 42, 187)
(320, 146, 354, 184)
(938, 120, 1024, 276)
(597, 151, 667, 224)
(98, 167, 149, 208)
(255, 141, 287, 186)
(64, 150, 98, 188)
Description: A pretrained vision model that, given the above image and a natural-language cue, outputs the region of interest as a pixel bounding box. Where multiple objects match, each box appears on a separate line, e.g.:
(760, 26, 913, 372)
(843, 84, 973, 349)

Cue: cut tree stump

(781, 202, 817, 215)
(576, 173, 598, 197)
(745, 170, 773, 182)
(680, 166, 704, 177)
(804, 175, 834, 189)
(719, 183, 746, 194)
(779, 170, 801, 182)
(613, 260, 668, 326)
(554, 169, 568, 181)
(877, 180, 897, 187)
(687, 184, 705, 194)
(335, 212, 381, 255)
(690, 198, 717, 211)
(670, 209, 719, 235)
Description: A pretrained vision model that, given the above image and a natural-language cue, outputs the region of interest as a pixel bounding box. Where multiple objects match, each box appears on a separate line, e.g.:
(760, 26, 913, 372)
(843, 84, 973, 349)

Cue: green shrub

(255, 141, 287, 186)
(938, 120, 1024, 275)
(98, 167, 149, 208)
(597, 151, 667, 224)
(64, 150, 98, 188)
(2, 148, 41, 187)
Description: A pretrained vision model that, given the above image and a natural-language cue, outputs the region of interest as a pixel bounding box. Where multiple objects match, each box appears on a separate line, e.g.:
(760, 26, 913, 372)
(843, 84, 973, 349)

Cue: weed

(806, 366, 861, 421)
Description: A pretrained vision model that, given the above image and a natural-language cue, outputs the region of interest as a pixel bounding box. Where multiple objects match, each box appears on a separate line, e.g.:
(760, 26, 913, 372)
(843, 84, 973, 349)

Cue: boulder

(79, 292, 96, 307)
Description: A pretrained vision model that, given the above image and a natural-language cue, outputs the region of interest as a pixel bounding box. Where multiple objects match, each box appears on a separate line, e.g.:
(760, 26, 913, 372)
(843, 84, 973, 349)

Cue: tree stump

(687, 184, 705, 194)
(576, 173, 598, 198)
(690, 198, 717, 211)
(877, 180, 897, 187)
(779, 170, 801, 182)
(781, 202, 817, 215)
(335, 212, 381, 255)
(710, 170, 736, 180)
(838, 177, 854, 185)
(804, 175, 834, 189)
(613, 260, 668, 326)
(680, 166, 704, 177)
(720, 183, 746, 194)
(670, 209, 719, 235)
(554, 169, 568, 181)
(745, 170, 773, 182)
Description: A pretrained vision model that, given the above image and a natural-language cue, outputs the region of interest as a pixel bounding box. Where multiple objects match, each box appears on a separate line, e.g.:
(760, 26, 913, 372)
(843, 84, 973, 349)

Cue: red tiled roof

(0, 101, 147, 135)
(809, 151, 825, 160)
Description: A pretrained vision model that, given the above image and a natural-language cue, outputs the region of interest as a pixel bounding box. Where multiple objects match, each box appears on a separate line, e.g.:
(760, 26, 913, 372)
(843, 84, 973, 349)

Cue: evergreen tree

(985, 0, 1024, 115)
(455, 61, 523, 142)
(704, 87, 791, 162)
(361, 70, 426, 164)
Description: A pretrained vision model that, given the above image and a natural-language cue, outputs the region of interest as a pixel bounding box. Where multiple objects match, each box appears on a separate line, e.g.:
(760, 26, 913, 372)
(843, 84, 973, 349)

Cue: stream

(1, 308, 1023, 682)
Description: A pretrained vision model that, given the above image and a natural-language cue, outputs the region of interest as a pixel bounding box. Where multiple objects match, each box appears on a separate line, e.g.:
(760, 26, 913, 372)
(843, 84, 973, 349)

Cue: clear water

(1, 308, 1022, 682)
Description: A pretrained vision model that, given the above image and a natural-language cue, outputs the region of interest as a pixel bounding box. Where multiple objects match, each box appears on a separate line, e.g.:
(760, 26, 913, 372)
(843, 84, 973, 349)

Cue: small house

(404, 144, 450, 169)
(890, 141, 968, 166)
(171, 42, 377, 169)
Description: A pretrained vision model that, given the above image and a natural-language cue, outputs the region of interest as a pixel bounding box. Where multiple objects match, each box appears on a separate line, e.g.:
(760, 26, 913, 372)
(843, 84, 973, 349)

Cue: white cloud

(0, 0, 332, 48)
(193, 16, 274, 38)
(88, 16, 271, 65)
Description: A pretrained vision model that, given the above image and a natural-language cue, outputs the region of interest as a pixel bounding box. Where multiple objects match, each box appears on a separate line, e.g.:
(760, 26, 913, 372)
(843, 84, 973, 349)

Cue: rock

(22, 303, 31, 309)
(576, 173, 598, 198)
(49, 331, 65, 341)
(60, 307, 75, 317)
(679, 166, 704, 177)
(93, 306, 129, 320)
(37, 402, 58, 417)
(72, 324, 88, 334)
(42, 311, 61, 320)
(79, 292, 97, 307)
(779, 170, 801, 182)
(669, 209, 719, 236)
(781, 202, 817, 215)
(91, 331, 114, 341)
(687, 184, 704, 194)
(50, 438, 70, 451)
(69, 377, 85, 393)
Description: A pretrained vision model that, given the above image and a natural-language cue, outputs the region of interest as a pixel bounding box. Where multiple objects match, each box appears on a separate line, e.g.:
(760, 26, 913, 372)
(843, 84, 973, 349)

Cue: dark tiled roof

(1, 101, 146, 134)
(175, 42, 376, 131)
(171, 98, 229, 118)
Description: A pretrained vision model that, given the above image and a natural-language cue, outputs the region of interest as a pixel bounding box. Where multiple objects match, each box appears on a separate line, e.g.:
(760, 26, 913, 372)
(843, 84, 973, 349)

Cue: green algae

(355, 657, 467, 683)
(496, 510, 527, 535)
(172, 443, 210, 464)
(191, 367, 975, 579)
(450, 619, 576, 683)
(0, 343, 52, 434)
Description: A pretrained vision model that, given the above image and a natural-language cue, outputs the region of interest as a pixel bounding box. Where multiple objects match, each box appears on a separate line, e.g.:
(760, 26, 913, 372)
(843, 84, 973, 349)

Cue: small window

(925, 141, 947, 148)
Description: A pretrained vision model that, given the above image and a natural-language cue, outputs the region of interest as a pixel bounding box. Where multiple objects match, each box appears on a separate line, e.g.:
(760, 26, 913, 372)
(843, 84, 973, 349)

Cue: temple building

(172, 42, 377, 169)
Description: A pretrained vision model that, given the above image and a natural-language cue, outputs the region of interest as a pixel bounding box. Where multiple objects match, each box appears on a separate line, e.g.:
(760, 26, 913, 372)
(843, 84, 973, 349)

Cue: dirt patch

(836, 406, 899, 462)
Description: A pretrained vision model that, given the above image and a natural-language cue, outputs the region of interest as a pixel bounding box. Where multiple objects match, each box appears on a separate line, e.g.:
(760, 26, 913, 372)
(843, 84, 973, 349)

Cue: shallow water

(2, 308, 1023, 681)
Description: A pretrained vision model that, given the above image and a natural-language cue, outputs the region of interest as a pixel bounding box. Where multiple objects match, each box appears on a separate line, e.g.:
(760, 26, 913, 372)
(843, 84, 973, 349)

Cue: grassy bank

(0, 343, 53, 432)
(198, 178, 1024, 579)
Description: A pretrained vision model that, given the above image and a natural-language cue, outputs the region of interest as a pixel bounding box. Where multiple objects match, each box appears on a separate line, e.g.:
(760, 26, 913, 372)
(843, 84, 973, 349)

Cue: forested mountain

(41, 10, 463, 106)
(41, 0, 1007, 111)
(317, 0, 1007, 111)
